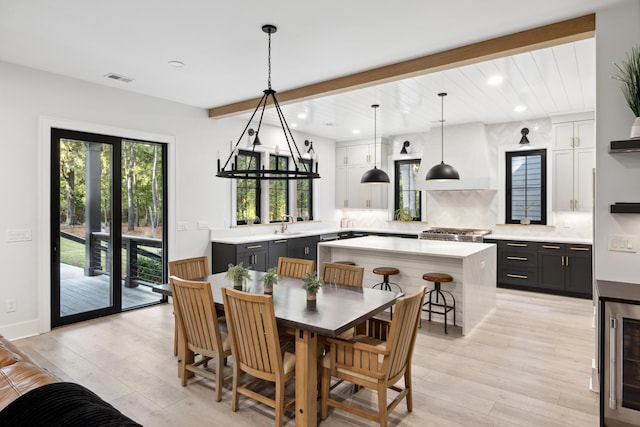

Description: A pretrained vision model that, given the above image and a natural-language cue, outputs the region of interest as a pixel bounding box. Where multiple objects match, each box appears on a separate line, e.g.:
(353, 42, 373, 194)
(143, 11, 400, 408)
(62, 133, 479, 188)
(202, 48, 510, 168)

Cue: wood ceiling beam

(208, 13, 595, 118)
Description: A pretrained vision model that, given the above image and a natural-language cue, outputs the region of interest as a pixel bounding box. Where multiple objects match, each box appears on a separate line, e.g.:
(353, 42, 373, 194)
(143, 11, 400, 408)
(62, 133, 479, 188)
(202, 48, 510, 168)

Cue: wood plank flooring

(14, 289, 598, 426)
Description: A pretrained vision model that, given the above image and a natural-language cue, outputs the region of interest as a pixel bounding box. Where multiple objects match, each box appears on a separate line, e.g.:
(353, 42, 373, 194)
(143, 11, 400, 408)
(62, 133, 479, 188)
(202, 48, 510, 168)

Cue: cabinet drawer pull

(274, 240, 287, 244)
(507, 256, 528, 261)
(542, 245, 561, 249)
(506, 243, 528, 247)
(569, 247, 590, 251)
(507, 274, 528, 279)
(246, 245, 262, 249)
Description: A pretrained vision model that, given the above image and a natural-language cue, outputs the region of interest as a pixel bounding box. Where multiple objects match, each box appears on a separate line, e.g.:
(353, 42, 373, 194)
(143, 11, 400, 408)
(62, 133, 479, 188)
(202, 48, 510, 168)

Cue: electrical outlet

(177, 222, 189, 231)
(6, 299, 16, 313)
(6, 229, 31, 242)
(197, 221, 209, 230)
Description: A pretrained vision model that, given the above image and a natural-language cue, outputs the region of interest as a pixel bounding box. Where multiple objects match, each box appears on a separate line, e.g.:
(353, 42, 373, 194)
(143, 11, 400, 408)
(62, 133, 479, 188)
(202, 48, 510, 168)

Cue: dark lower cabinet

(287, 236, 319, 268)
(497, 240, 538, 288)
(538, 244, 565, 291)
(268, 239, 288, 270)
(212, 241, 269, 273)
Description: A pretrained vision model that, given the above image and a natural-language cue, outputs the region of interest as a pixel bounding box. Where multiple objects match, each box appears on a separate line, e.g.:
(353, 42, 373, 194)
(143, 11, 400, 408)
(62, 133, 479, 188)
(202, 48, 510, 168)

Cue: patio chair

(170, 276, 231, 402)
(321, 262, 364, 287)
(277, 257, 314, 279)
(320, 286, 426, 427)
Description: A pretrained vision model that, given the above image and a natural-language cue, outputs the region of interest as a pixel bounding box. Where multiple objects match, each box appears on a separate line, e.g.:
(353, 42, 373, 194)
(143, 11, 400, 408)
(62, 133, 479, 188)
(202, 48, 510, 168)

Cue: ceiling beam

(208, 13, 595, 118)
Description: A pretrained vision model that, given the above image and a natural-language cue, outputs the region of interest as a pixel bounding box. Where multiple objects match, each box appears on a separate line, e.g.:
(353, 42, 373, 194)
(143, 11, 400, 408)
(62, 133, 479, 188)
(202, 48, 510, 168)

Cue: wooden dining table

(155, 270, 401, 427)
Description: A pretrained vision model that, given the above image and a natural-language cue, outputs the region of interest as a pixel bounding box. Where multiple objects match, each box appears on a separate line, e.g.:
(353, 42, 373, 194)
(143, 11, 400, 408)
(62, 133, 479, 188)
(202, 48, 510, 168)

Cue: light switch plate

(197, 221, 209, 230)
(608, 234, 637, 252)
(177, 222, 189, 231)
(6, 229, 32, 242)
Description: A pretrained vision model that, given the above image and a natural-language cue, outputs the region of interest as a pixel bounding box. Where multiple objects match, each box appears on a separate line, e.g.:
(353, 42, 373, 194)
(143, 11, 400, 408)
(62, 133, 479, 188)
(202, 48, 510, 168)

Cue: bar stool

(372, 267, 403, 318)
(421, 272, 456, 334)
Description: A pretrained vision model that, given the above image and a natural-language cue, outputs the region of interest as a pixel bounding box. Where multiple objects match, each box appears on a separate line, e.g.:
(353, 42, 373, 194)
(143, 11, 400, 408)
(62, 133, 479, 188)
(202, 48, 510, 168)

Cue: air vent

(104, 73, 134, 83)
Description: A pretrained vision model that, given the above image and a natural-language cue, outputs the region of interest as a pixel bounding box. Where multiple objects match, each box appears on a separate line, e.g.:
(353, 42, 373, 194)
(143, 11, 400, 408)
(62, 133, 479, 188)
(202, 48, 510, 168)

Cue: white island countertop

(318, 235, 495, 259)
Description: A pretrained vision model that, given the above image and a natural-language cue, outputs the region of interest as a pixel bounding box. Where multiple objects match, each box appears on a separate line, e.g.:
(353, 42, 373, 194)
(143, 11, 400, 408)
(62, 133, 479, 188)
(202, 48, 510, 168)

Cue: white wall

(594, 0, 640, 283)
(0, 60, 336, 338)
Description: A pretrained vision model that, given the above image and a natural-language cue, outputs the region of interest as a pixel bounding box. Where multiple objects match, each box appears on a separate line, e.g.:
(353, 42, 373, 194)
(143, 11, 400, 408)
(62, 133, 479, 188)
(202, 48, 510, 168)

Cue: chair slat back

(169, 256, 210, 280)
(222, 288, 283, 379)
(321, 262, 364, 287)
(170, 276, 223, 357)
(277, 257, 314, 279)
(383, 286, 426, 380)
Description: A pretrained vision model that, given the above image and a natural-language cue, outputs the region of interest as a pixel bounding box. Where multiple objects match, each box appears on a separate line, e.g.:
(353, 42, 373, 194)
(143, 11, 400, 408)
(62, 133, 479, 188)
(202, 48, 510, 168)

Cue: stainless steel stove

(418, 227, 492, 243)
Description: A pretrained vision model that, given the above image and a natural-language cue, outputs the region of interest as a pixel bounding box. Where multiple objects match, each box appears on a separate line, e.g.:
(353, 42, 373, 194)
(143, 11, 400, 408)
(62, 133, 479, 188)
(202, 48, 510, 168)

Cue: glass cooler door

(622, 317, 640, 411)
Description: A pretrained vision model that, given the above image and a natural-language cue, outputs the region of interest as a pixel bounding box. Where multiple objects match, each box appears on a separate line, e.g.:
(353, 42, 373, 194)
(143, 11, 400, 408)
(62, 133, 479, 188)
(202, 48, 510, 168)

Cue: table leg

(295, 329, 318, 427)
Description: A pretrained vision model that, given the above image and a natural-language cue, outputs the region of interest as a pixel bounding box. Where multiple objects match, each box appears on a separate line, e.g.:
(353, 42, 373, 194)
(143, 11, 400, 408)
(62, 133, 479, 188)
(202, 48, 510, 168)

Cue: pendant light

(216, 25, 320, 180)
(361, 104, 390, 184)
(425, 92, 460, 181)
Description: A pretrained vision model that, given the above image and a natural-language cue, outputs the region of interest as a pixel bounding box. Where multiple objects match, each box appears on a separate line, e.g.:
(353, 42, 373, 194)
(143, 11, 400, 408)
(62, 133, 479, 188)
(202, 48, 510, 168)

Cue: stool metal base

(372, 275, 403, 319)
(421, 283, 456, 334)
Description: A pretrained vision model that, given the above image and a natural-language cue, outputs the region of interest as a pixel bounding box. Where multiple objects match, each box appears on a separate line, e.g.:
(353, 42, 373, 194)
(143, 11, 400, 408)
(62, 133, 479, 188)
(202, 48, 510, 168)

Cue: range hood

(416, 122, 497, 191)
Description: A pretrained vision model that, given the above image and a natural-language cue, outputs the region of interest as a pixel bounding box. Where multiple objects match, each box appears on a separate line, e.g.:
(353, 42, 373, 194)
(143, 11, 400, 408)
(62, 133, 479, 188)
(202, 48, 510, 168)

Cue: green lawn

(60, 237, 85, 267)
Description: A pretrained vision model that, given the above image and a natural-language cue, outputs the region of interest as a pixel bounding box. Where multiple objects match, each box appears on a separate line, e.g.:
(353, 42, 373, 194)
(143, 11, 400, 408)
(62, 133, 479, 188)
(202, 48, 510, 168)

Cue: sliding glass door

(51, 128, 167, 327)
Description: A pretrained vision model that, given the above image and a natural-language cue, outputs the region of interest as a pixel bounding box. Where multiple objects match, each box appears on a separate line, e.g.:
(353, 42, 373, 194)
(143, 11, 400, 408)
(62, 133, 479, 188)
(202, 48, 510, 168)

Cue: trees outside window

(269, 154, 289, 222)
(296, 158, 313, 221)
(394, 159, 422, 221)
(236, 150, 261, 225)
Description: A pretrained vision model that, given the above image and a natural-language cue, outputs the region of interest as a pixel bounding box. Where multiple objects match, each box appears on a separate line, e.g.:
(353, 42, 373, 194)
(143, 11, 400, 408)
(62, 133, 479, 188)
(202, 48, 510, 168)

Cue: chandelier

(216, 24, 320, 180)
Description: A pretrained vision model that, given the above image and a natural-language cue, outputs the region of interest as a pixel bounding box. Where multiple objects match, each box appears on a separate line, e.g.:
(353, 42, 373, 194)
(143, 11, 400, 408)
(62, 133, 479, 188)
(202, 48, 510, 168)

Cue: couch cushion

(0, 362, 57, 411)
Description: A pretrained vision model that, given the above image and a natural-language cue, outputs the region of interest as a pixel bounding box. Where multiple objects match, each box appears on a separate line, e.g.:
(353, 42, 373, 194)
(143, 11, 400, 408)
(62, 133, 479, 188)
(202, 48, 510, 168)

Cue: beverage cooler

(599, 280, 640, 427)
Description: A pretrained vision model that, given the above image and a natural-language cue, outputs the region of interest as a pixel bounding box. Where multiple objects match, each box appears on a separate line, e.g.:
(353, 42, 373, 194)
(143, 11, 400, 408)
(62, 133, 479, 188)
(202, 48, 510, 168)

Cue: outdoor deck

(60, 264, 162, 316)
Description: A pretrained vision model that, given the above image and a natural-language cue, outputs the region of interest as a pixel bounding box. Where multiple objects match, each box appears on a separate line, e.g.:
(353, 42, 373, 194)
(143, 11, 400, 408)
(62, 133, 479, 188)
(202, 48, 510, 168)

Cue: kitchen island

(318, 236, 497, 335)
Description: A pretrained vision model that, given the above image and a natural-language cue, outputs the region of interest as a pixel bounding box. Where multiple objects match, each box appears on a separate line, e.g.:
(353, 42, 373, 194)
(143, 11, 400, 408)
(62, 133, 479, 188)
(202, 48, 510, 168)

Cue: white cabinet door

(335, 146, 348, 166)
(346, 145, 370, 165)
(335, 166, 347, 208)
(553, 150, 575, 211)
(574, 148, 594, 212)
(346, 165, 369, 208)
(574, 120, 595, 149)
(553, 122, 575, 150)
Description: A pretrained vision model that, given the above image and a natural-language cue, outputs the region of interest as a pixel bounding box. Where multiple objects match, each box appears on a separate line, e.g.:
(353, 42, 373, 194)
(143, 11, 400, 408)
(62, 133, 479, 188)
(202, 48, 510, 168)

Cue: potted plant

(260, 268, 279, 294)
(302, 272, 322, 301)
(613, 45, 640, 138)
(520, 204, 535, 225)
(225, 262, 250, 289)
(394, 207, 414, 222)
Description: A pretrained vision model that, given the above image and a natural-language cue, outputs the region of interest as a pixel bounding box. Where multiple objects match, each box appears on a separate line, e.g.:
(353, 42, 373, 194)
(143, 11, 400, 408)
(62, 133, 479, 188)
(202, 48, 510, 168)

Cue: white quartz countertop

(211, 228, 345, 244)
(485, 234, 592, 245)
(319, 236, 494, 259)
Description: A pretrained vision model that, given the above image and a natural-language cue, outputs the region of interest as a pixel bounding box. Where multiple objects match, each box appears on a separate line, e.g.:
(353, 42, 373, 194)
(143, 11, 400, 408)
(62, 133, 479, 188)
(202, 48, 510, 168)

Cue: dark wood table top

(154, 270, 401, 337)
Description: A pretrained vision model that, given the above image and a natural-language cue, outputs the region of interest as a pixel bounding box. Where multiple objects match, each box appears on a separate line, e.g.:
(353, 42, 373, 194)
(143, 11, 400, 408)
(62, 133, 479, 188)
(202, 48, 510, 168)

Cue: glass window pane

(395, 159, 422, 220)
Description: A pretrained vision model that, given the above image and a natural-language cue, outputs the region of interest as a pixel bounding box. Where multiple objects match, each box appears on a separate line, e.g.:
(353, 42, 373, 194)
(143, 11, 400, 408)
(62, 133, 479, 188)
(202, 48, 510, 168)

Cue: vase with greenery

(260, 268, 279, 294)
(613, 45, 640, 138)
(302, 272, 322, 301)
(520, 203, 535, 225)
(394, 207, 414, 222)
(225, 263, 250, 289)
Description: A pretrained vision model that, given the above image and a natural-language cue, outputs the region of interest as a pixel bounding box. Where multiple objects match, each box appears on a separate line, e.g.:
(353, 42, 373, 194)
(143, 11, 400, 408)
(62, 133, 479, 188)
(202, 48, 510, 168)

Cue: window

(506, 149, 547, 224)
(394, 159, 422, 221)
(269, 154, 289, 222)
(236, 150, 261, 225)
(296, 158, 313, 221)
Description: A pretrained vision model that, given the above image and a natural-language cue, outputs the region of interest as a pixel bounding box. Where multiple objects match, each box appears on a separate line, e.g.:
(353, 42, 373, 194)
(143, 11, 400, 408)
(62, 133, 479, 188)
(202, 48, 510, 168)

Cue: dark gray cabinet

(268, 239, 288, 270)
(287, 235, 319, 267)
(494, 239, 592, 298)
(537, 243, 592, 296)
(497, 240, 538, 288)
(212, 240, 269, 273)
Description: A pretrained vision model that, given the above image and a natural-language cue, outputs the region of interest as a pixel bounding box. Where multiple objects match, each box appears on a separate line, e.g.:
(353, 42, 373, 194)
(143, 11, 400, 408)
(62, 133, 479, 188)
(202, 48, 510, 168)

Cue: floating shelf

(610, 203, 640, 214)
(610, 139, 640, 153)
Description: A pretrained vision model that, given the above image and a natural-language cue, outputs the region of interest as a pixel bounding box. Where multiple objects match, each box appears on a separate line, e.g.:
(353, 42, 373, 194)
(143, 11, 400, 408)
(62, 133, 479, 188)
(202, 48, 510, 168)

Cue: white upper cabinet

(552, 118, 594, 212)
(335, 140, 388, 209)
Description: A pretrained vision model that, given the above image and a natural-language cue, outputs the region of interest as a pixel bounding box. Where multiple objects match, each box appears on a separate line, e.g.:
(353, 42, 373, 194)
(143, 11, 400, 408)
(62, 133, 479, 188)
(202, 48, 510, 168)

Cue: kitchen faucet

(281, 215, 295, 233)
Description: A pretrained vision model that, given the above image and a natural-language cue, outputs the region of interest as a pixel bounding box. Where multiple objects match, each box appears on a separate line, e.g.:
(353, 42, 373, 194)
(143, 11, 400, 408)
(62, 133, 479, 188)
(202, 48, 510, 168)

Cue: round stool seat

(423, 272, 453, 283)
(334, 261, 356, 265)
(374, 267, 400, 276)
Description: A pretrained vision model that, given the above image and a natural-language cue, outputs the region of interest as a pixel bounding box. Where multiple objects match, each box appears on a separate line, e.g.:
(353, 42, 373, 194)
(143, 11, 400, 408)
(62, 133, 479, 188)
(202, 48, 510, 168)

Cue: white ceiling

(0, 1, 620, 141)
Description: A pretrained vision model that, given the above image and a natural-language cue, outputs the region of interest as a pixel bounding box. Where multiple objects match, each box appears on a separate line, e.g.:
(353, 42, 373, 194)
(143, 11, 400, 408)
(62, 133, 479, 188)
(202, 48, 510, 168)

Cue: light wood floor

(15, 288, 598, 426)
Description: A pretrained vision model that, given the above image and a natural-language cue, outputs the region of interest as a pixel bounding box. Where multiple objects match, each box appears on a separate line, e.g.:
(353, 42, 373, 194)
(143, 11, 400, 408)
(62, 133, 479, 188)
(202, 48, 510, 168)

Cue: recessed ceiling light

(352, 129, 361, 135)
(290, 123, 297, 128)
(514, 105, 527, 113)
(487, 75, 503, 86)
(168, 60, 185, 68)
(297, 112, 307, 119)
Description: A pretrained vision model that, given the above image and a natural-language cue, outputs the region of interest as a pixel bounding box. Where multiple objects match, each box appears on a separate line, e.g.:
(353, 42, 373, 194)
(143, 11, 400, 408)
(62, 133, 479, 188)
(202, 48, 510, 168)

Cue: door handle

(570, 247, 590, 251)
(506, 256, 528, 261)
(609, 315, 617, 410)
(542, 245, 561, 249)
(506, 274, 528, 279)
(507, 243, 527, 247)
(246, 245, 262, 249)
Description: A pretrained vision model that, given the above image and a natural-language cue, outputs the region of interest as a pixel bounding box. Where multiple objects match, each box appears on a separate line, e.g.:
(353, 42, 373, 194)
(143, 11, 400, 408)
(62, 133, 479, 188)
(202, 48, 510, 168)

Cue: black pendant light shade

(425, 92, 460, 181)
(519, 127, 530, 144)
(361, 104, 390, 184)
(425, 161, 460, 180)
(216, 25, 320, 180)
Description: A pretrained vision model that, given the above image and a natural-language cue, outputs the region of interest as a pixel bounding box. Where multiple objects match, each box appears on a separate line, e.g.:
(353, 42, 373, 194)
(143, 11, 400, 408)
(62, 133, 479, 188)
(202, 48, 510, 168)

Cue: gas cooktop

(418, 227, 492, 242)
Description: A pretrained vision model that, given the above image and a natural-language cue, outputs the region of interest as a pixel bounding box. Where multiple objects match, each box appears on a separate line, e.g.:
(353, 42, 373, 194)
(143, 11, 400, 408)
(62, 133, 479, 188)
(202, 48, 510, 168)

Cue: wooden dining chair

(170, 276, 231, 402)
(168, 256, 211, 356)
(221, 287, 295, 427)
(321, 262, 364, 287)
(277, 257, 314, 279)
(320, 286, 426, 427)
